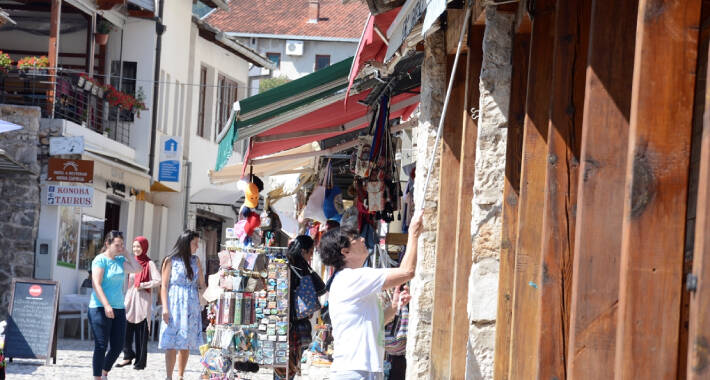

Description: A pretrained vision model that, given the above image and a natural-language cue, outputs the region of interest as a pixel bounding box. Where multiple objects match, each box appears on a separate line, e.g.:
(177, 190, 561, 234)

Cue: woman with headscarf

(115, 236, 161, 370)
(274, 235, 326, 380)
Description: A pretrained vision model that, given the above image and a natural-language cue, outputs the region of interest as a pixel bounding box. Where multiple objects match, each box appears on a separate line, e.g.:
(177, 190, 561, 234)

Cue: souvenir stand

(199, 232, 290, 379)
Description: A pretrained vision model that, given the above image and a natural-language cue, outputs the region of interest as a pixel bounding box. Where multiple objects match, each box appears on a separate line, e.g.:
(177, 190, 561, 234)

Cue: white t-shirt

(328, 267, 388, 373)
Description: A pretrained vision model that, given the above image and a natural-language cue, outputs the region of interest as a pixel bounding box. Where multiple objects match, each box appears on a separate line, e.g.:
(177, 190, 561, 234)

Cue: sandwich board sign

(158, 136, 181, 182)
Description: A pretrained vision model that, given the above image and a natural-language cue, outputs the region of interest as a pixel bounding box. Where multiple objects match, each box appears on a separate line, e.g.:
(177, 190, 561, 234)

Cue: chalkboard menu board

(5, 279, 59, 364)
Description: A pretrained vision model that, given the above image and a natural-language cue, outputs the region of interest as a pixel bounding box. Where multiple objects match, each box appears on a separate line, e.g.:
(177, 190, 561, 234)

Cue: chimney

(308, 0, 319, 23)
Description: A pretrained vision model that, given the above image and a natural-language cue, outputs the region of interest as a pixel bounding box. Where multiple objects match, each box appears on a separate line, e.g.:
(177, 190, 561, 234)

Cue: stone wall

(405, 28, 447, 379)
(466, 7, 514, 380)
(0, 105, 41, 321)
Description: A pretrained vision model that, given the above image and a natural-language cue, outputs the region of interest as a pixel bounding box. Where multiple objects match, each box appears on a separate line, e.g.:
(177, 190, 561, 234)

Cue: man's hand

(409, 213, 423, 239)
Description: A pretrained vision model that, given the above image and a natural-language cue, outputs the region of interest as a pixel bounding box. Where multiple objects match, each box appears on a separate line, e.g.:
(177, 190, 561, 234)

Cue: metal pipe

(417, 1, 472, 212)
(183, 160, 192, 229)
(148, 0, 165, 177)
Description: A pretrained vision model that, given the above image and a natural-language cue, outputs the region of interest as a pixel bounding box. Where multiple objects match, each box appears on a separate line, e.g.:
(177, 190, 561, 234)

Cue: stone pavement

(5, 339, 332, 379)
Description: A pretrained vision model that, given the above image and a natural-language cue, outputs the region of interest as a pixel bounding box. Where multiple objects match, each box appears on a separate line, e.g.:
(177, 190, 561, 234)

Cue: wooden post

(507, 0, 556, 377)
(687, 41, 710, 380)
(47, 0, 62, 117)
(615, 1, 702, 379)
(493, 28, 530, 380)
(448, 25, 484, 379)
(429, 49, 467, 380)
(565, 1, 638, 379)
(536, 0, 591, 378)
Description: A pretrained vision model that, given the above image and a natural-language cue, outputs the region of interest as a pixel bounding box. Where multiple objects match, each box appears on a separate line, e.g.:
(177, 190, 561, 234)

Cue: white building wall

(238, 36, 358, 95)
(105, 18, 157, 168)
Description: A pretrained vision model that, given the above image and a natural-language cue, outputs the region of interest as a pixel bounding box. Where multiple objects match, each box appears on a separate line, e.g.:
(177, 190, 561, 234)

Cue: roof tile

(206, 0, 369, 39)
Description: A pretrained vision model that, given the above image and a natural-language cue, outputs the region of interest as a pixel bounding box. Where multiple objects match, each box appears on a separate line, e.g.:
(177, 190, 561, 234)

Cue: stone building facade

(0, 104, 41, 321)
(405, 7, 515, 379)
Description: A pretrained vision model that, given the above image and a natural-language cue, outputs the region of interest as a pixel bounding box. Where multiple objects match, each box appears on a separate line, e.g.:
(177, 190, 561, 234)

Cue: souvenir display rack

(200, 242, 290, 380)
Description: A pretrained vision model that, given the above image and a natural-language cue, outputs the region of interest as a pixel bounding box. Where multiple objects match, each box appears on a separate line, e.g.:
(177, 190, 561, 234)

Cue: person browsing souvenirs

(318, 213, 422, 380)
(274, 235, 326, 380)
(88, 230, 143, 380)
(115, 236, 161, 370)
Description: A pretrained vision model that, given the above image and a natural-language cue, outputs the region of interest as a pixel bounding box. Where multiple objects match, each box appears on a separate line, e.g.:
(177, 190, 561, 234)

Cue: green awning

(216, 57, 353, 171)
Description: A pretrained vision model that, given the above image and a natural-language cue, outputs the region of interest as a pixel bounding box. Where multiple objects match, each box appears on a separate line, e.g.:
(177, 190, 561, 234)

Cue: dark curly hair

(318, 226, 358, 271)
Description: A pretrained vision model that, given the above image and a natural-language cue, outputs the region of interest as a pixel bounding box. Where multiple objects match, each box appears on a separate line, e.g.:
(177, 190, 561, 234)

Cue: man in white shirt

(319, 213, 422, 379)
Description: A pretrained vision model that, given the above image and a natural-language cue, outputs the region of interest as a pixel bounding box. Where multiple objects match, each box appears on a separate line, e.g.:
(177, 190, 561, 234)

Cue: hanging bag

(291, 266, 322, 320)
(303, 161, 329, 223)
(384, 304, 409, 355)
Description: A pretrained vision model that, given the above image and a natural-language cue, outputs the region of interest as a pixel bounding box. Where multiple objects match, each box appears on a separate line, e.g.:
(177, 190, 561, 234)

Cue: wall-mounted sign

(44, 185, 93, 207)
(158, 136, 182, 182)
(47, 158, 94, 183)
(49, 136, 84, 155)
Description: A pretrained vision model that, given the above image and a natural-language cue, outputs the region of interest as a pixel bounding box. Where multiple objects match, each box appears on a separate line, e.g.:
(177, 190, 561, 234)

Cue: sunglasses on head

(109, 230, 124, 237)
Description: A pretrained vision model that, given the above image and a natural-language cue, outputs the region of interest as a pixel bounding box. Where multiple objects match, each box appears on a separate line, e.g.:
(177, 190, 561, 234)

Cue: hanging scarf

(134, 236, 152, 291)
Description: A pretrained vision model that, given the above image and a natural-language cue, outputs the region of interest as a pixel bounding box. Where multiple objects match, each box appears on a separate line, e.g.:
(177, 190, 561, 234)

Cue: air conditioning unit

(285, 40, 304, 56)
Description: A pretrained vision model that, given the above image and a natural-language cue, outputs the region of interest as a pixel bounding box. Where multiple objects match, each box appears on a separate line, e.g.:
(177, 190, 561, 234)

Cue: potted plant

(17, 55, 49, 76)
(95, 20, 111, 46)
(0, 51, 12, 76)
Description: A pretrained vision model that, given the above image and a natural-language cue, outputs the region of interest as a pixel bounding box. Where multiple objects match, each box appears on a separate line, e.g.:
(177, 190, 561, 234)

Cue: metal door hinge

(687, 273, 698, 293)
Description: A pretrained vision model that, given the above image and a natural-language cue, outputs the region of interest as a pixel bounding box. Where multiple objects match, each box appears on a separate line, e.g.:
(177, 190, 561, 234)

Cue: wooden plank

(446, 9, 469, 54)
(385, 233, 409, 246)
(449, 25, 484, 380)
(429, 49, 467, 380)
(507, 1, 556, 377)
(688, 36, 710, 380)
(679, 7, 710, 380)
(615, 1, 702, 379)
(47, 0, 61, 117)
(565, 0, 639, 379)
(536, 0, 591, 378)
(493, 29, 530, 380)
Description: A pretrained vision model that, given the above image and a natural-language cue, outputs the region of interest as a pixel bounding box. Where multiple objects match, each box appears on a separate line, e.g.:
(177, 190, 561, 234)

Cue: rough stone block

(467, 258, 499, 322)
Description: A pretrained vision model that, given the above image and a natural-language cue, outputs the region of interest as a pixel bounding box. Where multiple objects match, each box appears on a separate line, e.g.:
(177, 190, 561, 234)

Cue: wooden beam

(565, 0, 639, 379)
(493, 29, 530, 380)
(446, 9, 469, 54)
(536, 0, 591, 378)
(449, 25, 484, 380)
(615, 1, 702, 379)
(688, 38, 710, 380)
(47, 0, 61, 117)
(507, 0, 556, 377)
(429, 50, 468, 380)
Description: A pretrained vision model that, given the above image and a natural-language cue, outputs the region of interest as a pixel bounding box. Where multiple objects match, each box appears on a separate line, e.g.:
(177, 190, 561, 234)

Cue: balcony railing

(0, 70, 131, 146)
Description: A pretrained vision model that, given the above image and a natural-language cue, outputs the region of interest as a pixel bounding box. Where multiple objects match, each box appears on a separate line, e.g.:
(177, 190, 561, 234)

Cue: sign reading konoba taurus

(47, 158, 94, 183)
(44, 185, 93, 207)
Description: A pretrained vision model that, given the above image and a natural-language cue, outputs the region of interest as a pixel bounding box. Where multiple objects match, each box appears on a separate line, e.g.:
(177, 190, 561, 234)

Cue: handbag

(291, 266, 321, 320)
(384, 304, 409, 355)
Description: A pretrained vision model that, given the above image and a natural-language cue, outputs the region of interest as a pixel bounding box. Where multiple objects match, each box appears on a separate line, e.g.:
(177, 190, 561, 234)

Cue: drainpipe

(183, 161, 192, 229)
(148, 0, 166, 177)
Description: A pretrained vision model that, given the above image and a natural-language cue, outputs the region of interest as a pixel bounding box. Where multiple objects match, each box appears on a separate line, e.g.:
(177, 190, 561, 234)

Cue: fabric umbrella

(0, 120, 22, 134)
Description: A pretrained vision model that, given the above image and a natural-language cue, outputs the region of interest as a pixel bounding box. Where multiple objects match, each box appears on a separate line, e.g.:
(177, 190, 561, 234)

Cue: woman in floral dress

(159, 230, 206, 380)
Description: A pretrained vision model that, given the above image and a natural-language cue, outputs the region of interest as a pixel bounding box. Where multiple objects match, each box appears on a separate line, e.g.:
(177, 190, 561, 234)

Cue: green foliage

(97, 20, 112, 34)
(259, 76, 291, 93)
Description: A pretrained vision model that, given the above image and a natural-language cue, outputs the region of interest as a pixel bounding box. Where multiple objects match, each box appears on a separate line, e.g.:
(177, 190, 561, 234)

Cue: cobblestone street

(5, 339, 331, 379)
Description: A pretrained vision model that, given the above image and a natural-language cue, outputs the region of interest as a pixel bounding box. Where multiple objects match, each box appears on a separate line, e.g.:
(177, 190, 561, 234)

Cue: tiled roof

(205, 0, 370, 39)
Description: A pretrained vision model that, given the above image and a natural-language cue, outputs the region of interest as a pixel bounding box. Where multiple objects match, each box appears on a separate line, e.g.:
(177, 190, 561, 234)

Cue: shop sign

(47, 158, 94, 183)
(158, 136, 181, 182)
(49, 136, 84, 155)
(44, 185, 94, 207)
